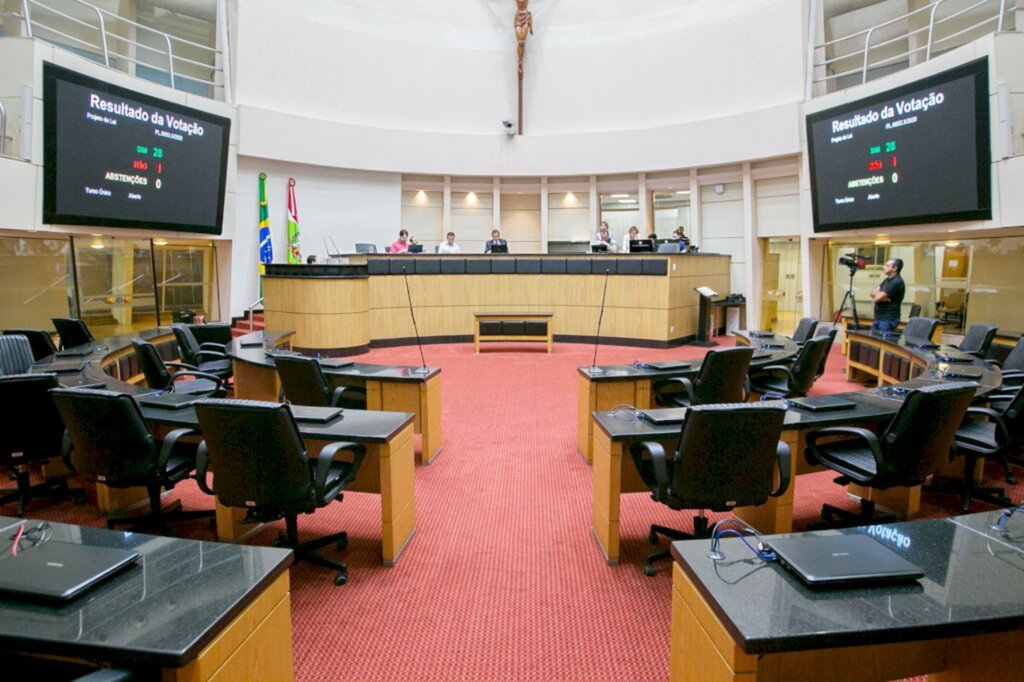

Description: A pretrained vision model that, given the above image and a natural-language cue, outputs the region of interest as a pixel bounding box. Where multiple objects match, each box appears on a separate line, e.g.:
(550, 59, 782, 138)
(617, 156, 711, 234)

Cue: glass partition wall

(0, 235, 220, 338)
(825, 236, 1024, 335)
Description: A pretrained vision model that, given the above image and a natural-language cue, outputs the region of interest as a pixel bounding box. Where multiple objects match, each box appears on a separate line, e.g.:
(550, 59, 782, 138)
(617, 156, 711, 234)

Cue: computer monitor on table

(408, 243, 424, 254)
(490, 244, 509, 254)
(629, 239, 655, 253)
(591, 243, 609, 254)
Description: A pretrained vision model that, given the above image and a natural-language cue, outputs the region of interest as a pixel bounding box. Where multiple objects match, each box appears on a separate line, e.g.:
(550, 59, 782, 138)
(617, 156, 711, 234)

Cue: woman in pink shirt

(389, 229, 410, 253)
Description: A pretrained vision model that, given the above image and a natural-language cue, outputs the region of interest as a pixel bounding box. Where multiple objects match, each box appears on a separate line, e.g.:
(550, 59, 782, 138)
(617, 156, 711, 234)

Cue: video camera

(838, 252, 871, 275)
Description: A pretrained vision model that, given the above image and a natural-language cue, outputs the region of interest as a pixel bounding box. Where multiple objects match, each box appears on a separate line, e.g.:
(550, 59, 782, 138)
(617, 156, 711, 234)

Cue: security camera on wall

(502, 120, 516, 136)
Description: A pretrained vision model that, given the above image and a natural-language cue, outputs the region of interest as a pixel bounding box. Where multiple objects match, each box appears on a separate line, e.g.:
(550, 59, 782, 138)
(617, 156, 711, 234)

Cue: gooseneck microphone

(589, 268, 611, 375)
(401, 265, 430, 374)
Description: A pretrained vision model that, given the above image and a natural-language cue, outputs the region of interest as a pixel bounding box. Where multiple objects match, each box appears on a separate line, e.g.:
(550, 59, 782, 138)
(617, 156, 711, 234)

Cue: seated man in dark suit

(484, 229, 508, 253)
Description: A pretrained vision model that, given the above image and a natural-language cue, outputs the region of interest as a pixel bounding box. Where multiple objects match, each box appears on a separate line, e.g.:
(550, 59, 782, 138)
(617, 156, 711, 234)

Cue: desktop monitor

(408, 243, 424, 254)
(591, 243, 609, 253)
(490, 244, 509, 254)
(629, 239, 655, 253)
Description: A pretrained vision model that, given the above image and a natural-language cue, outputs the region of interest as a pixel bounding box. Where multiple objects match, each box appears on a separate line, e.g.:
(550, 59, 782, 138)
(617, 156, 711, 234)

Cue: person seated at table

(592, 222, 618, 253)
(670, 227, 691, 252)
(389, 229, 410, 253)
(621, 225, 640, 253)
(438, 231, 461, 254)
(647, 231, 658, 241)
(306, 254, 317, 264)
(484, 229, 508, 253)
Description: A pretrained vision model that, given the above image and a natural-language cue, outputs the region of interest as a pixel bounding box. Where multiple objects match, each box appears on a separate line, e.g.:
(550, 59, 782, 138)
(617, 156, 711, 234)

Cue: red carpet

(11, 337, 1022, 680)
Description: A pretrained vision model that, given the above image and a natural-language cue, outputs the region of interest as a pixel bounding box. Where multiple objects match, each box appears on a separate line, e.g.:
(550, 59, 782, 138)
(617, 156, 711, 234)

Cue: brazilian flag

(287, 177, 300, 263)
(258, 172, 273, 293)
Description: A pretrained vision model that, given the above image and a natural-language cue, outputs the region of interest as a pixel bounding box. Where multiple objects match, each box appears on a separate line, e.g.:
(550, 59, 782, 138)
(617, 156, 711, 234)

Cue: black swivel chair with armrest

(52, 318, 94, 350)
(193, 399, 366, 585)
(790, 317, 819, 345)
(747, 335, 831, 399)
(0, 334, 35, 375)
(0, 374, 81, 515)
(172, 323, 233, 381)
(132, 339, 226, 397)
(274, 355, 366, 409)
(52, 388, 215, 534)
(924, 383, 1024, 509)
(3, 329, 57, 361)
(628, 403, 790, 576)
(812, 324, 839, 381)
(805, 382, 976, 526)
(958, 323, 998, 360)
(653, 346, 753, 408)
(981, 336, 1024, 394)
(903, 316, 940, 342)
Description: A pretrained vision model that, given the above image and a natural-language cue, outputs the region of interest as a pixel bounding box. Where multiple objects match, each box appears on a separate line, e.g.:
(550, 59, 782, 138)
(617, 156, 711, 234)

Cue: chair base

(811, 498, 897, 530)
(925, 475, 1014, 513)
(105, 495, 215, 535)
(275, 515, 350, 586)
(644, 516, 712, 577)
(0, 467, 84, 517)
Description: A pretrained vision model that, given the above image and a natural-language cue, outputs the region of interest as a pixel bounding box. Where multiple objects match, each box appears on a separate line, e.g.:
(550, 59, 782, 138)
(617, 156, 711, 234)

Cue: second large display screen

(806, 58, 990, 232)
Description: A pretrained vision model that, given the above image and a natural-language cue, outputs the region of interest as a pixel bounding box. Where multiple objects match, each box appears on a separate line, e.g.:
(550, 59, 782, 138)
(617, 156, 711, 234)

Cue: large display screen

(806, 58, 990, 233)
(43, 63, 230, 234)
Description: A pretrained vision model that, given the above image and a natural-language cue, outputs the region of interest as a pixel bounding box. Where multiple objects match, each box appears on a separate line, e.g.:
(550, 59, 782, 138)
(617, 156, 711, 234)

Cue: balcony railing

(809, 0, 1016, 95)
(8, 0, 230, 102)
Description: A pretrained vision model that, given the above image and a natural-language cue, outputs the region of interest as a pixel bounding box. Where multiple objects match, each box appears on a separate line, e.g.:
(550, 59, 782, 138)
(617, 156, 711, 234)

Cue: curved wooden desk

(846, 330, 1002, 389)
(263, 254, 731, 355)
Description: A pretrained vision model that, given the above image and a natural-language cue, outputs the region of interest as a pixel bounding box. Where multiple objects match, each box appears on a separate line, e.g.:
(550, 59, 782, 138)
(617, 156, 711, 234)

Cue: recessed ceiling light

(153, 238, 169, 246)
(675, 190, 689, 195)
(617, 199, 637, 204)
(945, 241, 961, 248)
(609, 193, 629, 198)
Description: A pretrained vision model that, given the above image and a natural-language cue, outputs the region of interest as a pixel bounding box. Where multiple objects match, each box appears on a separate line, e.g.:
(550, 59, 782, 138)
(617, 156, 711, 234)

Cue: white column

(442, 176, 452, 235)
(492, 176, 501, 233)
(588, 175, 599, 235)
(688, 168, 700, 246)
(742, 162, 763, 329)
(540, 177, 549, 254)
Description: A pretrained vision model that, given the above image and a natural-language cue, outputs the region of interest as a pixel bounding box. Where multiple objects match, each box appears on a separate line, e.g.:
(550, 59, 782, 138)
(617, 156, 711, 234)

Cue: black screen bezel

(42, 63, 231, 235)
(806, 58, 991, 233)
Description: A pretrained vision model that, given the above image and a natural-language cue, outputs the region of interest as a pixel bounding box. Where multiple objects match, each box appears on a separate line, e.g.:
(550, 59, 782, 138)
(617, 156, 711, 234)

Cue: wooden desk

(141, 402, 417, 566)
(228, 331, 444, 465)
(0, 517, 295, 681)
(670, 514, 1024, 681)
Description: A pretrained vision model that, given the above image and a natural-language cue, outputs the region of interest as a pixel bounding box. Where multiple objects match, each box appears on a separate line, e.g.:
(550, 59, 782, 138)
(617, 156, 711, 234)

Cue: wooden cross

(514, 0, 533, 135)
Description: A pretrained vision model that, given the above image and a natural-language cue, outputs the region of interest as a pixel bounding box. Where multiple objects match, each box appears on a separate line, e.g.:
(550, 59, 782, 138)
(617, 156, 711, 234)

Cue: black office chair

(747, 335, 831, 399)
(958, 323, 997, 359)
(193, 399, 366, 585)
(812, 323, 839, 381)
(132, 339, 226, 397)
(904, 316, 939, 342)
(3, 329, 57, 362)
(653, 346, 753, 408)
(52, 388, 214, 533)
(172, 324, 233, 380)
(805, 382, 976, 526)
(52, 318, 94, 350)
(790, 317, 819, 345)
(926, 383, 1024, 510)
(629, 403, 789, 576)
(0, 374, 79, 515)
(0, 335, 35, 375)
(274, 355, 366, 409)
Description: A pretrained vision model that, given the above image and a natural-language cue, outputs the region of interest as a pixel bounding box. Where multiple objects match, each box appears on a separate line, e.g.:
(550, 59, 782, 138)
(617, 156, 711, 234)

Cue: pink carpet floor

(11, 337, 1022, 680)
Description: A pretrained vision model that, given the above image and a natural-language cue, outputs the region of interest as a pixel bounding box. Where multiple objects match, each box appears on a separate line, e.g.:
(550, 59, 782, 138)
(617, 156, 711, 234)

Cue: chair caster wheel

(648, 529, 659, 545)
(1007, 475, 1018, 485)
(73, 491, 87, 505)
(644, 564, 656, 577)
(336, 534, 348, 551)
(334, 570, 348, 586)
(273, 533, 287, 547)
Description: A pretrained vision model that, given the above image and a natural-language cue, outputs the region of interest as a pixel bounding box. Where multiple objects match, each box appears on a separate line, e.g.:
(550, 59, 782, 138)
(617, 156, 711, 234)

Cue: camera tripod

(833, 266, 862, 331)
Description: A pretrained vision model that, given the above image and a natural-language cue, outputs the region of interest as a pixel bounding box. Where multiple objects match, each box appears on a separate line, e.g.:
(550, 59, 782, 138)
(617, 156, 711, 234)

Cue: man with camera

(870, 258, 906, 332)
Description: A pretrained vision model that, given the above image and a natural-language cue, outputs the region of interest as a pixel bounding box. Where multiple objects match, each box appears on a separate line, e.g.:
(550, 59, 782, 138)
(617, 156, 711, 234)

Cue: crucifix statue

(514, 0, 533, 135)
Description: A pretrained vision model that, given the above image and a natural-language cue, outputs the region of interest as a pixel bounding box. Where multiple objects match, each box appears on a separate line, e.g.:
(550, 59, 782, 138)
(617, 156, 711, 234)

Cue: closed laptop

(787, 395, 857, 413)
(0, 541, 140, 602)
(769, 534, 923, 586)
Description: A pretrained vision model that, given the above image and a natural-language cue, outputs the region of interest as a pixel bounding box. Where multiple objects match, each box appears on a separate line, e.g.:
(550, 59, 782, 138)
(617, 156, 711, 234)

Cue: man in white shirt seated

(592, 221, 618, 253)
(437, 231, 461, 254)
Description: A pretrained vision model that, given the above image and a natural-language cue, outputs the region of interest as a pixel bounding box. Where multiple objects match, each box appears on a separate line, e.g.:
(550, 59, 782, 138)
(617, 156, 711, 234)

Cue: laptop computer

(408, 243, 424, 254)
(489, 244, 509, 254)
(317, 358, 355, 369)
(787, 395, 858, 413)
(640, 408, 688, 425)
(769, 534, 924, 587)
(629, 239, 655, 253)
(137, 393, 200, 410)
(750, 331, 776, 338)
(31, 361, 86, 374)
(0, 540, 140, 602)
(940, 365, 983, 380)
(640, 360, 692, 371)
(290, 406, 343, 424)
(56, 347, 93, 357)
(934, 353, 974, 364)
(591, 243, 609, 253)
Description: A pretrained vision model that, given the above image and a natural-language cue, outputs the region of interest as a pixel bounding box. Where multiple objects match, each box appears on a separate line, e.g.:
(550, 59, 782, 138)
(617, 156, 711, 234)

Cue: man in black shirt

(871, 257, 905, 332)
